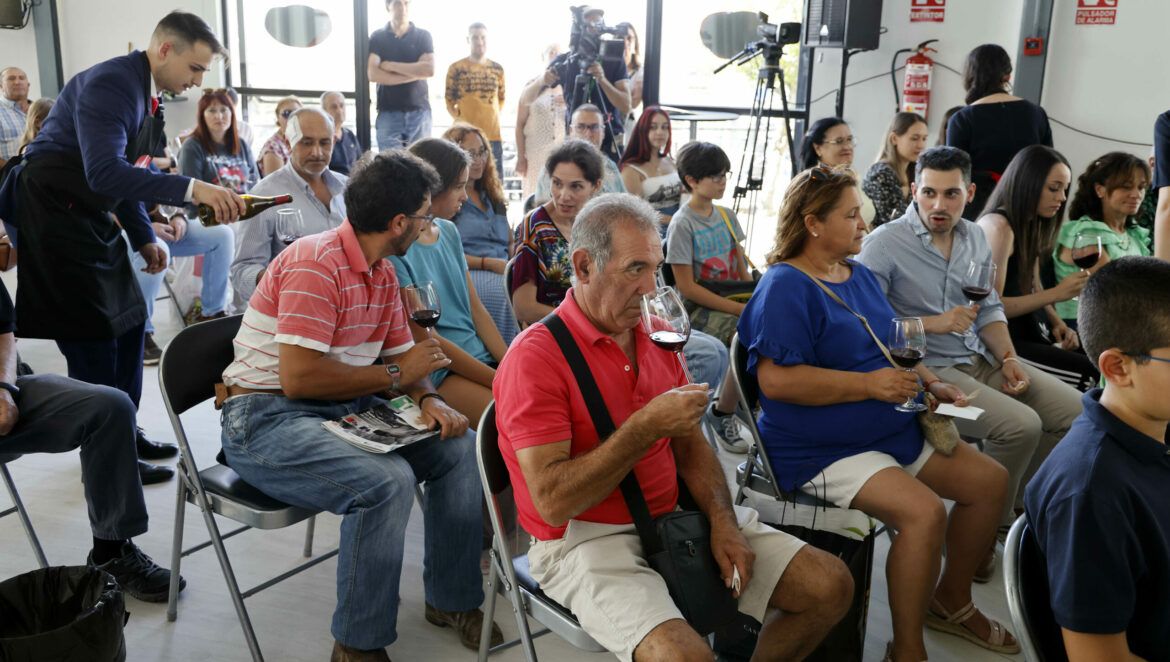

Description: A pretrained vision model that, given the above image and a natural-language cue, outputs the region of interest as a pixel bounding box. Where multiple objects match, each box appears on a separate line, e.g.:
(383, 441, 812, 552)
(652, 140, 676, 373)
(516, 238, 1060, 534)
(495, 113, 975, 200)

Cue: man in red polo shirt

(220, 151, 501, 662)
(494, 193, 853, 661)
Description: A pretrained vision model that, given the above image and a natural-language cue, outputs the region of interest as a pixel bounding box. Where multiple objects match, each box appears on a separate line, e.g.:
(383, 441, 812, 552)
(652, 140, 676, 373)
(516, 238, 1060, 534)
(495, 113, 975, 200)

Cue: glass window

(228, 0, 356, 94)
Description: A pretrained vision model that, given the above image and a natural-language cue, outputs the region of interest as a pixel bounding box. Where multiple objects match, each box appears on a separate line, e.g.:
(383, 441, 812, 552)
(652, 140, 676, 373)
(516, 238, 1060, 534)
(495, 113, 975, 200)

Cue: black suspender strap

(541, 312, 662, 556)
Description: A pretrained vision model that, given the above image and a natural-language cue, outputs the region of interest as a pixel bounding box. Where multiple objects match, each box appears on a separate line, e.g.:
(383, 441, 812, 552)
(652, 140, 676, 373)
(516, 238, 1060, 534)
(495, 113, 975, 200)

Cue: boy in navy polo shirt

(1025, 256, 1170, 661)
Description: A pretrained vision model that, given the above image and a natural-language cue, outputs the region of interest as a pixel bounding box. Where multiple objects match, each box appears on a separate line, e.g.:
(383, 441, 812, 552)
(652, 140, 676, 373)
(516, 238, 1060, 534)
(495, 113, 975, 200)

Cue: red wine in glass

(960, 286, 991, 303)
(889, 348, 925, 369)
(649, 330, 688, 353)
(410, 309, 441, 328)
(889, 316, 928, 412)
(1072, 252, 1100, 270)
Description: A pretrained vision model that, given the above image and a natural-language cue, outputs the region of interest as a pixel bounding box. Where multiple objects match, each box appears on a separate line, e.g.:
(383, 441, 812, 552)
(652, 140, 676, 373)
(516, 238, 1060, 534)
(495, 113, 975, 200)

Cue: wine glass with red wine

(276, 208, 305, 247)
(640, 287, 693, 382)
(888, 316, 928, 413)
(960, 259, 997, 336)
(403, 282, 441, 337)
(1070, 232, 1102, 302)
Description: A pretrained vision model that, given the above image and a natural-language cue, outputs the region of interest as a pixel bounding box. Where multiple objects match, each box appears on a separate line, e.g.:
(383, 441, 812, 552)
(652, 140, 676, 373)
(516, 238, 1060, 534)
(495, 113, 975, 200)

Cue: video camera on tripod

(549, 5, 630, 159)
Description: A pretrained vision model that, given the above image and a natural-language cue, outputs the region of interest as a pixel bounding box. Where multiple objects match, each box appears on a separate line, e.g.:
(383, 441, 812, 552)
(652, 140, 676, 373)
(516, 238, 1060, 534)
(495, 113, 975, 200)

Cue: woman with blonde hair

(862, 112, 928, 227)
(16, 97, 54, 154)
(257, 95, 302, 176)
(442, 122, 519, 344)
(741, 166, 1016, 661)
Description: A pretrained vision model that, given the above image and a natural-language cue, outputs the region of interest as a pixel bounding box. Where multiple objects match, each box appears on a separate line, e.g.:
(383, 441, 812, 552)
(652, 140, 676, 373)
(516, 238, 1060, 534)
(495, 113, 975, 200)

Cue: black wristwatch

(0, 381, 20, 400)
(384, 363, 401, 392)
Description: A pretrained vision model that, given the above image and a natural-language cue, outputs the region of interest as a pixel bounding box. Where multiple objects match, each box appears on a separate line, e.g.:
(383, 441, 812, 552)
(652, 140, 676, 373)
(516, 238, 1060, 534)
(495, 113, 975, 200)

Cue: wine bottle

(197, 194, 294, 226)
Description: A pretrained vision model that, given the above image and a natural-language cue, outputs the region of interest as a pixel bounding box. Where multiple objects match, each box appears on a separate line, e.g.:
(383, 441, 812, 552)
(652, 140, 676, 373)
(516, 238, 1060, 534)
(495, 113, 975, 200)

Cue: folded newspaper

(322, 395, 439, 453)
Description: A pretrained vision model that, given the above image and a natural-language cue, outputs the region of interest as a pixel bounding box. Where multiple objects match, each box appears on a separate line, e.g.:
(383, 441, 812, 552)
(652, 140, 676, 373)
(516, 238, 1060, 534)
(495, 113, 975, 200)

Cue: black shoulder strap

(541, 312, 662, 555)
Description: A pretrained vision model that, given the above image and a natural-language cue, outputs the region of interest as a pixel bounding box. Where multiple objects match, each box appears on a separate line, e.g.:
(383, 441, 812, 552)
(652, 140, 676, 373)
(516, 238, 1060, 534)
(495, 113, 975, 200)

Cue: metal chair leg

(167, 471, 189, 621)
(0, 463, 48, 568)
(302, 515, 315, 558)
(478, 553, 500, 662)
(201, 503, 265, 661)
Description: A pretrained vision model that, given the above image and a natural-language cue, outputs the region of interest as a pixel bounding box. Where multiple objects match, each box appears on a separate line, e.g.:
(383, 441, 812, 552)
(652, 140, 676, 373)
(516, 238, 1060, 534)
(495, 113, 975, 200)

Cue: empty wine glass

(403, 282, 442, 337)
(640, 286, 692, 383)
(276, 208, 305, 247)
(959, 259, 997, 337)
(888, 316, 927, 413)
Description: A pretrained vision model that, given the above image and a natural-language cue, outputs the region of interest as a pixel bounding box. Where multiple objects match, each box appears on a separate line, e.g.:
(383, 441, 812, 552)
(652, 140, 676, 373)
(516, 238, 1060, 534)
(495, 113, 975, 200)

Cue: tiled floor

(0, 271, 1020, 661)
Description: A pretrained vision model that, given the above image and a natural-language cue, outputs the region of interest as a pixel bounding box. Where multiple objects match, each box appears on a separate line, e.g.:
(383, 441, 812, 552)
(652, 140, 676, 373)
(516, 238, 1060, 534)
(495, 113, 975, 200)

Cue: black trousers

(0, 374, 146, 540)
(55, 322, 146, 408)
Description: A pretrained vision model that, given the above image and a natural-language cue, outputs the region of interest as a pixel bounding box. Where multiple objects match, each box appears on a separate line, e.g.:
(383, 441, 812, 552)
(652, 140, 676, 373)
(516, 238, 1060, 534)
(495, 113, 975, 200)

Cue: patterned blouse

(862, 161, 911, 228)
(511, 205, 572, 306)
(257, 131, 291, 176)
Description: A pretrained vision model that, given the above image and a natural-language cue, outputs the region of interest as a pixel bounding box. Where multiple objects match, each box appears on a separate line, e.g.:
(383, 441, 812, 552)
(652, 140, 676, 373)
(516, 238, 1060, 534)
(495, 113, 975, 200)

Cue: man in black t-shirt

(549, 7, 631, 163)
(0, 281, 183, 602)
(367, 0, 435, 150)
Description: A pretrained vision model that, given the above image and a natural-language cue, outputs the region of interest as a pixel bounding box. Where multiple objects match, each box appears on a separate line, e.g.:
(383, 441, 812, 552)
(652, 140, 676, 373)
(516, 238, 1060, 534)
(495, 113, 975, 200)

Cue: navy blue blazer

(24, 51, 191, 249)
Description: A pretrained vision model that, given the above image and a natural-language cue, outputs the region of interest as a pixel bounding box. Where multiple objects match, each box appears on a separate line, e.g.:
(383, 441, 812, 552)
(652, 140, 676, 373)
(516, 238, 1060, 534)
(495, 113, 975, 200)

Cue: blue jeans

(490, 140, 503, 180)
(131, 221, 235, 332)
(375, 108, 433, 150)
(682, 329, 728, 391)
(220, 393, 484, 649)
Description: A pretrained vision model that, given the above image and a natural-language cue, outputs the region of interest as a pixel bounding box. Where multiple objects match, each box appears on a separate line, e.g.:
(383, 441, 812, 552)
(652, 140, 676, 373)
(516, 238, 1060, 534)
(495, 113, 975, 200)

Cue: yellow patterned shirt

(444, 58, 505, 140)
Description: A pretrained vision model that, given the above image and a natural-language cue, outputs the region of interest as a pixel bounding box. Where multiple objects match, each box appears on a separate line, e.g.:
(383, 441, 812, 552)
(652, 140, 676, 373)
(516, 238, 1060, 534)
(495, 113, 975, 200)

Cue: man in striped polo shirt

(220, 151, 501, 661)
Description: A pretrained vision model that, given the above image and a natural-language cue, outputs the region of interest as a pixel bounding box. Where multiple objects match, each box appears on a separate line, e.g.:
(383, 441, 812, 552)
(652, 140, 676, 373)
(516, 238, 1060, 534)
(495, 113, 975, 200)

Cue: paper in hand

(934, 403, 984, 421)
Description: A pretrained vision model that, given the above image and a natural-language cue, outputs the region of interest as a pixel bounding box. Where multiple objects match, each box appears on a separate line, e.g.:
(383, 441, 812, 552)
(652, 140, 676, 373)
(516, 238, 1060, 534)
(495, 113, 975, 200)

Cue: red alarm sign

(910, 0, 945, 23)
(1076, 0, 1117, 25)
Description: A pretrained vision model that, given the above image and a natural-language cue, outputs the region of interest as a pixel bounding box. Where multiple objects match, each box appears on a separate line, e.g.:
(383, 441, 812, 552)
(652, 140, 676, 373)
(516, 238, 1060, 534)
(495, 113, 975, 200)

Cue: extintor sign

(1076, 0, 1117, 25)
(910, 0, 945, 23)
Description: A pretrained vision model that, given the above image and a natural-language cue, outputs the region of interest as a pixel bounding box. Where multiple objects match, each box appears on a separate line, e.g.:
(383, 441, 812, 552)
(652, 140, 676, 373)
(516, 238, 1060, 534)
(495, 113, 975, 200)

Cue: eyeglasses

(406, 213, 435, 225)
(465, 147, 489, 161)
(202, 88, 228, 96)
(807, 164, 850, 183)
(573, 123, 604, 133)
(704, 171, 730, 183)
(280, 108, 297, 119)
(822, 136, 856, 147)
(1124, 352, 1170, 365)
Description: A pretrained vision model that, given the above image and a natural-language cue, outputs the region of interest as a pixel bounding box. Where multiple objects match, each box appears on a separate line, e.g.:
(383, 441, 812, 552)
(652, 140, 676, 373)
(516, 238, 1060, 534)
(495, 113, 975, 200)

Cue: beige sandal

(925, 598, 1020, 654)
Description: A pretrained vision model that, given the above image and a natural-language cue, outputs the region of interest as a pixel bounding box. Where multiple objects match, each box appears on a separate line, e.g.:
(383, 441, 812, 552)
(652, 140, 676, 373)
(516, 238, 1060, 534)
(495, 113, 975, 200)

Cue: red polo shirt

(494, 290, 683, 540)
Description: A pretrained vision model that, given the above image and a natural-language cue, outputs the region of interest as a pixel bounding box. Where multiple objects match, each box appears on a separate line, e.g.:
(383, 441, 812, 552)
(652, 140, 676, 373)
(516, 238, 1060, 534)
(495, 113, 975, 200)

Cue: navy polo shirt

(1024, 389, 1170, 660)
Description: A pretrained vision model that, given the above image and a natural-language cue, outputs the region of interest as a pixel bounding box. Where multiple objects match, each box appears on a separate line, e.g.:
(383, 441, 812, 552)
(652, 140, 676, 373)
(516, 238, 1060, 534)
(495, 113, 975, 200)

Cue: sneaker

(702, 403, 751, 454)
(143, 333, 162, 366)
(88, 541, 184, 602)
(425, 603, 503, 650)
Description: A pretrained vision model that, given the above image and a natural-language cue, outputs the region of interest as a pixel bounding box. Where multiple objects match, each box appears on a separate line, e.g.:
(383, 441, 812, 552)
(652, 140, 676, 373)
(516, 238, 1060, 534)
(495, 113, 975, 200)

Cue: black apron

(10, 65, 165, 341)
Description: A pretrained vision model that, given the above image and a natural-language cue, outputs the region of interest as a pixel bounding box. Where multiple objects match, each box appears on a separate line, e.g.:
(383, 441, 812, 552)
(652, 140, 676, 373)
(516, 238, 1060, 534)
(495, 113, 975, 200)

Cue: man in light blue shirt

(858, 146, 1081, 531)
(231, 108, 347, 305)
(0, 66, 29, 165)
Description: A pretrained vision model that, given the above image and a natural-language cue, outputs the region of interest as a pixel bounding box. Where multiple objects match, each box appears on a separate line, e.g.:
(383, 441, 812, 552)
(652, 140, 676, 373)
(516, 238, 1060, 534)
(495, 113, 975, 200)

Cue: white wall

(0, 16, 42, 100)
(807, 0, 1023, 175)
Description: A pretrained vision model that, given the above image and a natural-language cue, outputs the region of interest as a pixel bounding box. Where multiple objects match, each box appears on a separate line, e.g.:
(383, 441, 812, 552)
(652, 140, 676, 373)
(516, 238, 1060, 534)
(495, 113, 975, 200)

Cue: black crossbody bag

(542, 313, 738, 636)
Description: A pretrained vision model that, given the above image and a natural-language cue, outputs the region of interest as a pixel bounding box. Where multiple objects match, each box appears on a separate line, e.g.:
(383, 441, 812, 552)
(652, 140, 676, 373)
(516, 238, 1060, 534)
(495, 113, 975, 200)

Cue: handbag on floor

(542, 312, 739, 636)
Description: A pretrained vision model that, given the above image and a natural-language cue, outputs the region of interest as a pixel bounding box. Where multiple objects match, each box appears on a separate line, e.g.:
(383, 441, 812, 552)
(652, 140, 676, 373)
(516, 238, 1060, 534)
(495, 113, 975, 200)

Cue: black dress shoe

(136, 427, 178, 460)
(138, 459, 174, 485)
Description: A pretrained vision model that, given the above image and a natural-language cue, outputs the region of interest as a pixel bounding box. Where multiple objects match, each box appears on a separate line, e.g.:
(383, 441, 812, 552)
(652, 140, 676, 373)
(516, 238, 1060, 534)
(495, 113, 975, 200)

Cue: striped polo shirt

(222, 219, 414, 389)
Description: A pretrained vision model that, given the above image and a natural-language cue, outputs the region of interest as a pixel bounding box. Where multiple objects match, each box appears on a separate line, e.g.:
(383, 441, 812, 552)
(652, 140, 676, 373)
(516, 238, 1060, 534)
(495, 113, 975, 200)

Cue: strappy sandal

(925, 598, 1020, 654)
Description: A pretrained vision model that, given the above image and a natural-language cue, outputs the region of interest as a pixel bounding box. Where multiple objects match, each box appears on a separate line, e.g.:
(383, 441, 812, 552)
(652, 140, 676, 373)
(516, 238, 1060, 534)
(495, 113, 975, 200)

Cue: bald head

(1, 67, 29, 104)
(287, 108, 335, 179)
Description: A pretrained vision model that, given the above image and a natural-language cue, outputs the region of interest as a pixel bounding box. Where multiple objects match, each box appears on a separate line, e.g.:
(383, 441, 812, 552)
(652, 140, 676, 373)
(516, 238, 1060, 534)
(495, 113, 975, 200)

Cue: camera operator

(548, 6, 630, 163)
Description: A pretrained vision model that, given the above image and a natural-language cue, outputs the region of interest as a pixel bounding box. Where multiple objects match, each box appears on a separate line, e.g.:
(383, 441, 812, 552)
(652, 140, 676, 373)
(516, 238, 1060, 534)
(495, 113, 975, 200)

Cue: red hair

(620, 106, 671, 169)
(191, 89, 241, 156)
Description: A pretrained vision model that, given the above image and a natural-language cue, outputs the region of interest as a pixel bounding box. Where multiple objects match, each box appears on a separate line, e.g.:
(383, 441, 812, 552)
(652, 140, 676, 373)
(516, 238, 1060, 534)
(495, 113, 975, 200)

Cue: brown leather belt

(214, 383, 284, 409)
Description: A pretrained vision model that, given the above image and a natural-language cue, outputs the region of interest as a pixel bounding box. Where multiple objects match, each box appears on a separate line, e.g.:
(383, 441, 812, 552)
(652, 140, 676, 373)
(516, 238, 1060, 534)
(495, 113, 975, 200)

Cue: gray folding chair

(476, 402, 606, 662)
(1004, 515, 1068, 662)
(160, 314, 338, 662)
(0, 454, 48, 569)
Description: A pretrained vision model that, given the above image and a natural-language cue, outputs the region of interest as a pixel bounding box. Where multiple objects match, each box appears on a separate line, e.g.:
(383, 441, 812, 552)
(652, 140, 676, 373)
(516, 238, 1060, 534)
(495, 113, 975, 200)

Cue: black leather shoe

(136, 427, 178, 460)
(138, 459, 174, 485)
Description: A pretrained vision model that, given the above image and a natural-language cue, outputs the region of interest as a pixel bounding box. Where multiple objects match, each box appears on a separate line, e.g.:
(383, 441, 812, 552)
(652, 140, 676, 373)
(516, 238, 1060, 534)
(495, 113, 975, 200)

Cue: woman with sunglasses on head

(800, 117, 875, 227)
(257, 95, 303, 176)
(171, 88, 250, 324)
(442, 123, 519, 345)
(620, 106, 682, 238)
(741, 166, 1015, 661)
(389, 138, 508, 426)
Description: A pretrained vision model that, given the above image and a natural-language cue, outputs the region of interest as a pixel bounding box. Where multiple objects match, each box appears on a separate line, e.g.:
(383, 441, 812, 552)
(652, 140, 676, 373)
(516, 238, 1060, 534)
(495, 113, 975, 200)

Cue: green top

(1053, 216, 1151, 319)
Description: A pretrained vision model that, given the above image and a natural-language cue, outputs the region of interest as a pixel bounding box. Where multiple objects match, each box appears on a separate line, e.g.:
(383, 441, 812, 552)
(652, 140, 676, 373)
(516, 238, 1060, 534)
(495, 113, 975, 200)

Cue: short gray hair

(569, 193, 659, 284)
(286, 107, 334, 145)
(319, 90, 344, 106)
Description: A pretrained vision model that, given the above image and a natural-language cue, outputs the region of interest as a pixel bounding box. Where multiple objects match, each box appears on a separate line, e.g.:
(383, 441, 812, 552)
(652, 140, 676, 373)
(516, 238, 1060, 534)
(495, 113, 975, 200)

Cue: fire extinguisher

(901, 39, 938, 117)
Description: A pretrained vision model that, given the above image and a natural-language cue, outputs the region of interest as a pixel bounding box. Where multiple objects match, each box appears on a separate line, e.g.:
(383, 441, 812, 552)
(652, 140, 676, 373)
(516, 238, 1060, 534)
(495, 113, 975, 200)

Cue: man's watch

(385, 363, 401, 392)
(0, 381, 20, 400)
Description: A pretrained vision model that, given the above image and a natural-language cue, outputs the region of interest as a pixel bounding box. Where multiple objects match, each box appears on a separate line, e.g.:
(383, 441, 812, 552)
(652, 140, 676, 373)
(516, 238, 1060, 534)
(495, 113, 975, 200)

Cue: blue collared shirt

(230, 162, 347, 304)
(0, 97, 25, 160)
(1024, 389, 1170, 658)
(857, 203, 1007, 368)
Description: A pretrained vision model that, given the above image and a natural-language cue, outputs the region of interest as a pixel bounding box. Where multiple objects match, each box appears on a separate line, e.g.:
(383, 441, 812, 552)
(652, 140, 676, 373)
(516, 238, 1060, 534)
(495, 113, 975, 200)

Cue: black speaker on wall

(0, 0, 27, 29)
(803, 0, 883, 50)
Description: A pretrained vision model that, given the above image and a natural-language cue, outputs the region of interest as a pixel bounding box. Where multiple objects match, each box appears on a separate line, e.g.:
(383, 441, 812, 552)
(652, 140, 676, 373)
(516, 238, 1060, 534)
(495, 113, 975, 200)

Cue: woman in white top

(617, 22, 643, 148)
(620, 106, 682, 237)
(514, 44, 567, 199)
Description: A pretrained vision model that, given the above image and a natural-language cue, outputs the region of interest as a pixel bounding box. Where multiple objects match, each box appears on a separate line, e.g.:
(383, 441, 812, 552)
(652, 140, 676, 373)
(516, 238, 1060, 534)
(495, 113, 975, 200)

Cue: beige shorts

(527, 505, 805, 661)
(814, 441, 934, 509)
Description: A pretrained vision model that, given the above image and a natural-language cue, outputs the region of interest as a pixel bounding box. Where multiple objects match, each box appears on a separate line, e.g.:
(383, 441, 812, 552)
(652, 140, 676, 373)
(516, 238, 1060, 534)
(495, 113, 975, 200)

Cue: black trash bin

(0, 565, 127, 662)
